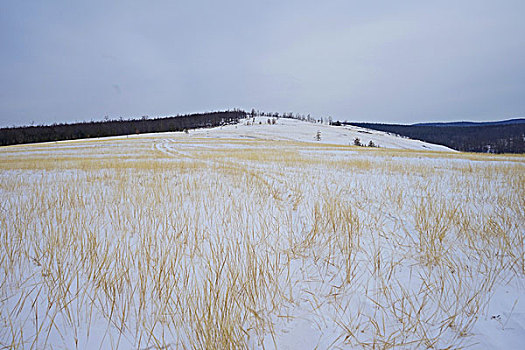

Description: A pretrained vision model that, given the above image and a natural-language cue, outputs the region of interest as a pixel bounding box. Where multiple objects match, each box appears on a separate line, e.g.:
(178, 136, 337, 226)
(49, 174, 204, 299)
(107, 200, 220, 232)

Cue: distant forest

(0, 110, 245, 146)
(346, 120, 525, 153)
(2, 109, 523, 153)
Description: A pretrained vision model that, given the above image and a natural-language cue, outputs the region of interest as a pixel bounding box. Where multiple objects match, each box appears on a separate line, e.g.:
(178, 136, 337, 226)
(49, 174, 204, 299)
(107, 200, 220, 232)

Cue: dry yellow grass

(0, 135, 523, 348)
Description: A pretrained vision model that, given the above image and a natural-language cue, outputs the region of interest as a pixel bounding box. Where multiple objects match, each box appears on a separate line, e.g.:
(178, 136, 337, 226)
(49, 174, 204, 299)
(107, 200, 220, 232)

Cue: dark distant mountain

(413, 118, 525, 127)
(347, 118, 525, 153)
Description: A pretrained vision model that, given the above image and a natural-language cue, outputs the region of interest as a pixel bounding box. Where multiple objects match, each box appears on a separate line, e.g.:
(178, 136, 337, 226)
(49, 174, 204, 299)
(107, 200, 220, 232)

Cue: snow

(189, 117, 455, 151)
(0, 118, 523, 349)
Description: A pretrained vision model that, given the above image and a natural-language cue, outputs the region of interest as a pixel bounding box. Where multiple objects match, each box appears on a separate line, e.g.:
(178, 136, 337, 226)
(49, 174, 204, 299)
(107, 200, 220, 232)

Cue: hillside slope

(191, 117, 455, 152)
(349, 120, 525, 153)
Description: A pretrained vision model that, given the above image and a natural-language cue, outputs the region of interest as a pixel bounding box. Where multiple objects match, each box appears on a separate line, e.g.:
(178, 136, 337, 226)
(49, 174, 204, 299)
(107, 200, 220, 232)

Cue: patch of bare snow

(189, 117, 455, 151)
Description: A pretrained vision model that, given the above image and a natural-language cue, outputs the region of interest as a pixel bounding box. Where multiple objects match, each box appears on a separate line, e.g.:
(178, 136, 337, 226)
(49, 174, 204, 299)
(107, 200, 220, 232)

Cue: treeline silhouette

(0, 110, 245, 146)
(346, 121, 525, 153)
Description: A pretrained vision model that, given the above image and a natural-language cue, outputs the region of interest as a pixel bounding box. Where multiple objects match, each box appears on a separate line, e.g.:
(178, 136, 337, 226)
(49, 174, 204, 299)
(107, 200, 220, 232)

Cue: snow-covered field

(1, 118, 524, 349)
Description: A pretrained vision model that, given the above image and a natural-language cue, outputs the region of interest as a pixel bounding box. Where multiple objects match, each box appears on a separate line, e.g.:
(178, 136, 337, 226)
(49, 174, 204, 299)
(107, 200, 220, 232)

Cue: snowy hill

(190, 117, 455, 151)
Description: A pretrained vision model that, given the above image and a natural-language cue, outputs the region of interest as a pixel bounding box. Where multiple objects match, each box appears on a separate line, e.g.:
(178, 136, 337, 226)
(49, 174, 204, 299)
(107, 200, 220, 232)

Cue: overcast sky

(1, 0, 524, 126)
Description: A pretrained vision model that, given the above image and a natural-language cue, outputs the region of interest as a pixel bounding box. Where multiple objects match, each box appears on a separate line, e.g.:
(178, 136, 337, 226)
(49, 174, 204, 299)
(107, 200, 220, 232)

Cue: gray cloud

(1, 0, 524, 126)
